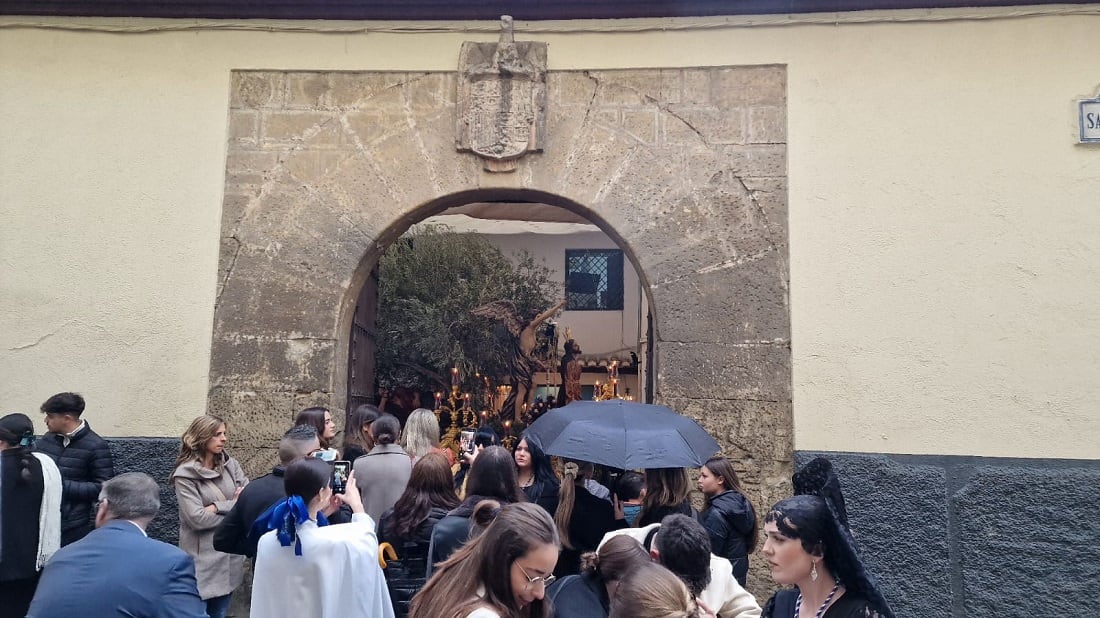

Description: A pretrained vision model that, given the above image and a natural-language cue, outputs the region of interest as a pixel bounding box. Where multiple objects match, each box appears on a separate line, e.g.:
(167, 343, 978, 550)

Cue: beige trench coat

(170, 455, 248, 600)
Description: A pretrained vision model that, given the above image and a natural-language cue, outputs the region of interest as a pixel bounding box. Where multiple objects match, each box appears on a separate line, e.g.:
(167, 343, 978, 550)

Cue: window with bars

(565, 249, 624, 311)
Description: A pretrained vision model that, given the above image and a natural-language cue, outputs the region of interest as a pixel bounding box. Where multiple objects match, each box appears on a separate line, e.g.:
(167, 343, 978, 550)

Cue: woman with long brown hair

(295, 406, 338, 459)
(378, 452, 461, 616)
(410, 501, 560, 618)
(698, 457, 757, 586)
(552, 460, 626, 577)
(169, 415, 248, 618)
(343, 403, 381, 463)
(635, 468, 692, 528)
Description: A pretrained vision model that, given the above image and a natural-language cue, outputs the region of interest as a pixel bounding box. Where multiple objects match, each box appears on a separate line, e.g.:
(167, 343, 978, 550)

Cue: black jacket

(426, 494, 504, 575)
(213, 465, 351, 557)
(34, 423, 114, 544)
(635, 499, 693, 528)
(378, 505, 450, 617)
(700, 490, 756, 586)
(547, 571, 609, 618)
(555, 486, 627, 577)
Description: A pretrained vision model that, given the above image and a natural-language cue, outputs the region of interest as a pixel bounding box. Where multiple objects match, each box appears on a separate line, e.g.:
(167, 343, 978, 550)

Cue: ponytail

(554, 461, 580, 549)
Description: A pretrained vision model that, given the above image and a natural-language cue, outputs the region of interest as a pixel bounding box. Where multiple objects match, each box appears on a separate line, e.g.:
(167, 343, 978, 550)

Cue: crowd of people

(0, 393, 896, 618)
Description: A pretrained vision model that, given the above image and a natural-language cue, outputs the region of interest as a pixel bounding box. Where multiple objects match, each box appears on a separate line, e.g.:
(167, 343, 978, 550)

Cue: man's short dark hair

(278, 424, 319, 464)
(100, 472, 160, 521)
(614, 471, 644, 502)
(41, 392, 85, 417)
(654, 514, 713, 597)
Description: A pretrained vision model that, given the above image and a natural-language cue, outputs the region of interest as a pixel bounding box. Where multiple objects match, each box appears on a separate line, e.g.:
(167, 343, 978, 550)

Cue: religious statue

(557, 336, 583, 406)
(471, 299, 566, 420)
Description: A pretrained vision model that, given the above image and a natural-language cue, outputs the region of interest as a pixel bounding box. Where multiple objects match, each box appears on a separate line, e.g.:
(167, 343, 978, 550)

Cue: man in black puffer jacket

(35, 392, 114, 546)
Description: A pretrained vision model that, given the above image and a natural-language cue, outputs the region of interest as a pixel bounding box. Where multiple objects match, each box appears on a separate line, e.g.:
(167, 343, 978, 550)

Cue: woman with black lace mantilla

(760, 458, 895, 618)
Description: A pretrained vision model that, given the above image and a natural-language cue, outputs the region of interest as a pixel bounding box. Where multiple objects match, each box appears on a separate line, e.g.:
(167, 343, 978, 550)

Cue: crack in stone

(216, 235, 242, 307)
(650, 247, 774, 288)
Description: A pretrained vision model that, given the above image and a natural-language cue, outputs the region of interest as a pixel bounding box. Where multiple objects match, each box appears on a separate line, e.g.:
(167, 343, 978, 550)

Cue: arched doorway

(344, 192, 659, 422)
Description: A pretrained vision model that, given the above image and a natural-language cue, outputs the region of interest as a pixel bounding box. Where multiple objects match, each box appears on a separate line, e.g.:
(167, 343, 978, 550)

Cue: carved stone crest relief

(457, 16, 547, 172)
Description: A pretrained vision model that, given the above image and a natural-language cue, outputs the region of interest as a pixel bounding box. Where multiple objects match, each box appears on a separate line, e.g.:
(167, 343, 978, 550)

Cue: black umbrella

(524, 400, 720, 469)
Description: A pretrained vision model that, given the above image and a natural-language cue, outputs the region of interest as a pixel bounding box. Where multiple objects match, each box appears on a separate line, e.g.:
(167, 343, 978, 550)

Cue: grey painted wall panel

(797, 452, 1100, 618)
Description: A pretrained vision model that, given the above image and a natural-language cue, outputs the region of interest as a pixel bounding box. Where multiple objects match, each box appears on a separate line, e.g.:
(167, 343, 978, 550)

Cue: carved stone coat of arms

(456, 16, 547, 172)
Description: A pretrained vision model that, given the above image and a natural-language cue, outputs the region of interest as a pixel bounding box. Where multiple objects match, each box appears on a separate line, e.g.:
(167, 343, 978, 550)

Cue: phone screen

(460, 429, 475, 455)
(332, 461, 351, 494)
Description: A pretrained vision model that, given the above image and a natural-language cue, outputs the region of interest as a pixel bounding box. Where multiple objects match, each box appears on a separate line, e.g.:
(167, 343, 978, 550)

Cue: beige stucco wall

(1, 10, 1098, 458)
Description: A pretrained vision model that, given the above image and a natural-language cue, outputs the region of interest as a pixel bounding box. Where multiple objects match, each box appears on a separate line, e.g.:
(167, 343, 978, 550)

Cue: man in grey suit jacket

(27, 472, 208, 618)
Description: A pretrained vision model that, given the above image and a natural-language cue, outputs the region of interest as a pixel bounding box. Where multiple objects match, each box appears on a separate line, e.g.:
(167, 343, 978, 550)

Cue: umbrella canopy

(524, 400, 720, 470)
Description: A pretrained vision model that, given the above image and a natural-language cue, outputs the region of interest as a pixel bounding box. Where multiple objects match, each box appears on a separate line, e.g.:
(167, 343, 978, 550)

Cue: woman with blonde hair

(552, 460, 626, 577)
(636, 468, 693, 528)
(169, 415, 248, 618)
(609, 562, 710, 618)
(403, 408, 456, 466)
(410, 501, 560, 618)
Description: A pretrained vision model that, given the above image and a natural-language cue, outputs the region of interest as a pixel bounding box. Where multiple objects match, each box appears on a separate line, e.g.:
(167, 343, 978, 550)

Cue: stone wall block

(711, 66, 787, 107)
(224, 151, 281, 190)
(209, 336, 334, 395)
(703, 144, 787, 178)
(954, 466, 1100, 616)
(228, 110, 259, 148)
(213, 248, 340, 338)
(587, 71, 659, 107)
(405, 73, 456, 110)
(658, 342, 791, 401)
(653, 250, 789, 343)
(282, 150, 351, 186)
(231, 72, 285, 110)
(286, 72, 332, 109)
(546, 71, 598, 109)
(748, 105, 787, 144)
(219, 192, 253, 235)
(619, 108, 660, 145)
(681, 69, 714, 106)
(742, 176, 789, 252)
(343, 110, 409, 147)
(667, 105, 746, 145)
(409, 106, 479, 194)
(329, 72, 426, 109)
(261, 111, 342, 149)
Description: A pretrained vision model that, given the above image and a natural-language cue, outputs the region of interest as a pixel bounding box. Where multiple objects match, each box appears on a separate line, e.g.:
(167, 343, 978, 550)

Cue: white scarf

(32, 452, 62, 569)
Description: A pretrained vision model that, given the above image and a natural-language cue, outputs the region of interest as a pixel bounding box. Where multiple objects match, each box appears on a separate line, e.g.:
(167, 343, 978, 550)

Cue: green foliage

(375, 224, 557, 392)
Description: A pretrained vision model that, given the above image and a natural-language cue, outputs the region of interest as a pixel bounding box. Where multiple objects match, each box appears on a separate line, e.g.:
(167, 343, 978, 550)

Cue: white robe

(251, 513, 395, 618)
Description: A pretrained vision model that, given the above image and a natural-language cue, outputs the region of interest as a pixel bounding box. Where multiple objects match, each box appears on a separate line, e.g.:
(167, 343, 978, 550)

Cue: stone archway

(210, 67, 792, 569)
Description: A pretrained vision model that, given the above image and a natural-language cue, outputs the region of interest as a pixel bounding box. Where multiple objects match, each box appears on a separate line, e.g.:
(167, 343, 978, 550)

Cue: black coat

(700, 490, 756, 586)
(635, 499, 693, 528)
(555, 486, 628, 577)
(524, 480, 560, 517)
(378, 505, 450, 617)
(34, 423, 114, 545)
(213, 465, 352, 557)
(426, 494, 503, 575)
(547, 572, 609, 618)
(764, 590, 885, 618)
(0, 449, 45, 582)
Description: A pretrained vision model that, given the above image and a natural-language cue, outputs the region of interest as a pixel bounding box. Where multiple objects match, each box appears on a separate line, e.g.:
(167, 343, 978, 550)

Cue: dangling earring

(811, 559, 819, 582)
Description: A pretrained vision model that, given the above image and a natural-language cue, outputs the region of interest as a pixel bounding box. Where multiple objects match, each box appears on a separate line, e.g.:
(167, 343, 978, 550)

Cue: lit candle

(434, 392, 442, 409)
(451, 366, 459, 387)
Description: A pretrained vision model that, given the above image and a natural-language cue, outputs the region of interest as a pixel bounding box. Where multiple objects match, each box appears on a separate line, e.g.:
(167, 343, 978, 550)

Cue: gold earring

(811, 559, 819, 582)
